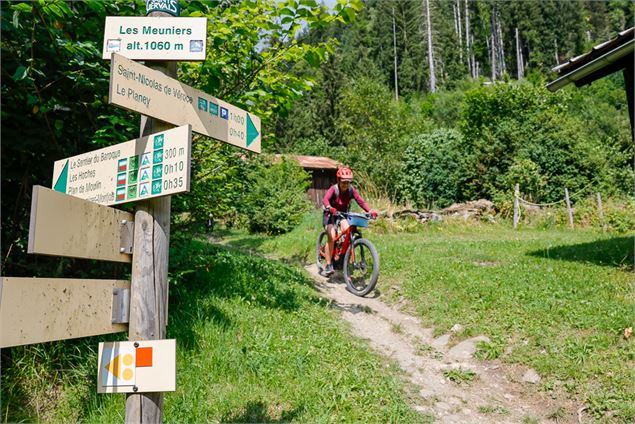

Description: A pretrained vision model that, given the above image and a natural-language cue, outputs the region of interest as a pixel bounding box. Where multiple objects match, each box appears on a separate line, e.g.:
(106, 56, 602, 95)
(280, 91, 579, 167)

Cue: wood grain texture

(28, 185, 133, 263)
(0, 277, 129, 348)
(126, 14, 174, 421)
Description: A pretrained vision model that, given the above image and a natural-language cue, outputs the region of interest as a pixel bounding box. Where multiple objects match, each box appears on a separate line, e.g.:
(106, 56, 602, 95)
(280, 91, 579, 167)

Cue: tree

(1, 0, 364, 274)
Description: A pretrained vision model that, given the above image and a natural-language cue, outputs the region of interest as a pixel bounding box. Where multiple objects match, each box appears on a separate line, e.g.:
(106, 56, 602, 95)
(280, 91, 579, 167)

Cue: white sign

(109, 53, 262, 153)
(97, 339, 176, 393)
(103, 17, 207, 60)
(52, 125, 191, 206)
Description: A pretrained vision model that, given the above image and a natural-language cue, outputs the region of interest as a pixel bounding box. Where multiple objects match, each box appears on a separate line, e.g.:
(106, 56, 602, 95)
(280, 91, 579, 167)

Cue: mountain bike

(316, 212, 380, 297)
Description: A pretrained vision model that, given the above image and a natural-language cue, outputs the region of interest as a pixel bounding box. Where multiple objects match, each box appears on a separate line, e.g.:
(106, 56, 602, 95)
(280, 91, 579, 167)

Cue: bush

(240, 156, 312, 234)
(397, 129, 465, 209)
(458, 82, 630, 203)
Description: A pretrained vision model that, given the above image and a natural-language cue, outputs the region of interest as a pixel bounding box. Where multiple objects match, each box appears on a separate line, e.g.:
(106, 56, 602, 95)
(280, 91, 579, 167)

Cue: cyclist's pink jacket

(322, 185, 371, 213)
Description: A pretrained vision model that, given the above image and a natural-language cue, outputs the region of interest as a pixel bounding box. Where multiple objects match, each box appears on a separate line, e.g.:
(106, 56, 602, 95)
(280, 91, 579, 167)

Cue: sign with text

(52, 125, 191, 206)
(98, 339, 176, 393)
(146, 0, 180, 16)
(0, 277, 129, 348)
(28, 186, 133, 263)
(109, 53, 261, 153)
(102, 16, 206, 60)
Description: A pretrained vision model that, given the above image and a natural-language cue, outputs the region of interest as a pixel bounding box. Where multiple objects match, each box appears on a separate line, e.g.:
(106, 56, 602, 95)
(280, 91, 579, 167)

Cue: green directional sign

(52, 125, 192, 206)
(109, 53, 261, 153)
(247, 114, 259, 147)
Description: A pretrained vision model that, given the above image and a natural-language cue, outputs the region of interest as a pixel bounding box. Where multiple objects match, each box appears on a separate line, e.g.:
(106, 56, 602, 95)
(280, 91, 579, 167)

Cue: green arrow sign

(52, 125, 192, 206)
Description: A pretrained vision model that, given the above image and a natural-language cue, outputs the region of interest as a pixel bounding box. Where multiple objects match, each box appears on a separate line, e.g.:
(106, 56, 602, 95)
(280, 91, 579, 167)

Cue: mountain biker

(322, 167, 378, 275)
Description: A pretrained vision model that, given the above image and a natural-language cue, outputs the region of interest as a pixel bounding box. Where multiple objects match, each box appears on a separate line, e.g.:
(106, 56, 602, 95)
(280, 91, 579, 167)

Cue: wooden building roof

(547, 27, 633, 91)
(274, 154, 341, 170)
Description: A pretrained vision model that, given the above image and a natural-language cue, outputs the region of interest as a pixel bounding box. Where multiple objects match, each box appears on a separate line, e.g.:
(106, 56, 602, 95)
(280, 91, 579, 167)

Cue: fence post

(564, 188, 574, 229)
(513, 183, 520, 229)
(596, 192, 605, 230)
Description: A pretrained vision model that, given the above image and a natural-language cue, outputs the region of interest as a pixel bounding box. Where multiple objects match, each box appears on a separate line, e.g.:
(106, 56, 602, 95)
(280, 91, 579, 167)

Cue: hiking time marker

(98, 339, 176, 393)
(109, 53, 261, 153)
(102, 17, 207, 61)
(52, 125, 191, 206)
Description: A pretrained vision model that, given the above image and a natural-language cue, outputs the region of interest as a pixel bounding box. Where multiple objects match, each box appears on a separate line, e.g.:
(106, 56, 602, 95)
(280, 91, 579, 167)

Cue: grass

(1, 234, 426, 423)
(478, 404, 509, 415)
(227, 210, 635, 421)
(443, 368, 477, 384)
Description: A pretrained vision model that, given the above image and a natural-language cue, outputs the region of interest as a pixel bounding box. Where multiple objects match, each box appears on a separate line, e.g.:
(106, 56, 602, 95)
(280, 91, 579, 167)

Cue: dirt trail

(306, 264, 582, 423)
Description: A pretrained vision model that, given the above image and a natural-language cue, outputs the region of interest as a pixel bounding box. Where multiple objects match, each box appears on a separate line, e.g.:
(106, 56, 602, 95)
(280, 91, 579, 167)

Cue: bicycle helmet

(336, 167, 353, 181)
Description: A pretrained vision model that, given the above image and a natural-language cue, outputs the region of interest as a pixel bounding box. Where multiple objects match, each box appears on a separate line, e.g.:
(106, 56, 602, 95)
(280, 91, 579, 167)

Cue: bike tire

(343, 238, 379, 297)
(316, 231, 328, 273)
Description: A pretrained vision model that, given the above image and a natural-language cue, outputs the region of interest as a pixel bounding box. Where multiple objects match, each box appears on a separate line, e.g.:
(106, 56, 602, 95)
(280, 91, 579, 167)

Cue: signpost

(0, 277, 129, 348)
(97, 339, 176, 394)
(28, 185, 134, 263)
(102, 17, 207, 61)
(52, 125, 191, 206)
(3, 1, 263, 420)
(109, 53, 261, 153)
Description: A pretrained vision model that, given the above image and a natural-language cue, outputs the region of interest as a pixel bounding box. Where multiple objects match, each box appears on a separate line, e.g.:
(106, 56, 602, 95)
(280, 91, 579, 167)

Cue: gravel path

(306, 264, 582, 423)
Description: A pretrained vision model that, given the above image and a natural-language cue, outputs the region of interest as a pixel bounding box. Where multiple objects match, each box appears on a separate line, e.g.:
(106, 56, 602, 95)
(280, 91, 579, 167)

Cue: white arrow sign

(52, 125, 191, 206)
(109, 53, 261, 153)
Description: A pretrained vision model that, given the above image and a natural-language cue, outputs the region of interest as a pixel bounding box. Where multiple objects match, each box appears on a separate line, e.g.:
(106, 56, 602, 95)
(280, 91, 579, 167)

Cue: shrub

(240, 156, 312, 234)
(458, 82, 630, 204)
(397, 129, 465, 209)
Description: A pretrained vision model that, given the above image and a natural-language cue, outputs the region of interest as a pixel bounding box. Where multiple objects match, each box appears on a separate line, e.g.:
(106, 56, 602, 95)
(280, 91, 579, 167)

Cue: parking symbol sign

(220, 106, 229, 120)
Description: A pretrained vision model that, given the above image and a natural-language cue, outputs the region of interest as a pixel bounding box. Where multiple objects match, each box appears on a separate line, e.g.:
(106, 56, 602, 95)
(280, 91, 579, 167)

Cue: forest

(1, 0, 633, 266)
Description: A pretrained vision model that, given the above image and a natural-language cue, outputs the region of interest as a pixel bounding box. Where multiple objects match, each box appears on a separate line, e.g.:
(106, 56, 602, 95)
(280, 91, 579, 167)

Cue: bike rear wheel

(343, 238, 379, 297)
(316, 231, 328, 273)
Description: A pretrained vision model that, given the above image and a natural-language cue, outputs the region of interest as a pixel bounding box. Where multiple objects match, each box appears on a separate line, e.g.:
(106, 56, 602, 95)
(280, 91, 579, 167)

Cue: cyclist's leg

(339, 218, 350, 234)
(325, 223, 336, 265)
(334, 219, 349, 260)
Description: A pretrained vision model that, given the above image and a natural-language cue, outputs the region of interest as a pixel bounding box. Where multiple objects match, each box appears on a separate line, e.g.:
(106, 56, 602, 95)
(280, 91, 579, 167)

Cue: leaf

(11, 3, 32, 13)
(279, 6, 296, 17)
(11, 65, 28, 81)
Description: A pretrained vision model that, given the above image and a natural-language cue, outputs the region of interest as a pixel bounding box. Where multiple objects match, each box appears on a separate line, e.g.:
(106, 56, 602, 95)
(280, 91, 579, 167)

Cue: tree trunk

(424, 0, 436, 92)
(392, 7, 399, 101)
(465, 0, 471, 77)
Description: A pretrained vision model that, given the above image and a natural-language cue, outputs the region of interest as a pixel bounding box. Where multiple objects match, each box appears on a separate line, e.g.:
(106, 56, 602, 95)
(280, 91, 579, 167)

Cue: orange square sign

(97, 339, 175, 393)
(136, 347, 153, 367)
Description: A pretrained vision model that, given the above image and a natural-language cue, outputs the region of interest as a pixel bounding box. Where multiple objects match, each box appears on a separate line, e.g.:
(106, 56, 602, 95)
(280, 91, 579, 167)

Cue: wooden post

(596, 192, 605, 230)
(125, 5, 177, 423)
(513, 183, 520, 229)
(564, 188, 574, 229)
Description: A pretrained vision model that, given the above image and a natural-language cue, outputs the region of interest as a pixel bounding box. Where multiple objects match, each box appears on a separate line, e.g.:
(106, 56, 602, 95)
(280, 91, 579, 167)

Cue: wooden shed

(276, 155, 341, 208)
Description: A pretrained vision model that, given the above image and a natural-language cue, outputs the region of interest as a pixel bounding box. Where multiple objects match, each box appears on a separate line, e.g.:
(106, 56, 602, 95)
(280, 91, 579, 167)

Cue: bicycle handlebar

(326, 210, 376, 220)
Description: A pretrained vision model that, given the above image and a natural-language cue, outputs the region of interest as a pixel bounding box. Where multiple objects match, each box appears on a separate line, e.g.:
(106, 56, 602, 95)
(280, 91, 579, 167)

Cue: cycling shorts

(323, 212, 337, 228)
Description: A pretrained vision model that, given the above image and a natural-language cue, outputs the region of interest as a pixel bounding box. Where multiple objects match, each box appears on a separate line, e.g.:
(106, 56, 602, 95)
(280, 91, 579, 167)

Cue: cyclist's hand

(370, 210, 378, 219)
(329, 207, 338, 215)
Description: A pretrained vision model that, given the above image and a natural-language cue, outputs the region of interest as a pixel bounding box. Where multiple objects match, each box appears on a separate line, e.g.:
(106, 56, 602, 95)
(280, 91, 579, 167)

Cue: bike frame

(323, 214, 360, 263)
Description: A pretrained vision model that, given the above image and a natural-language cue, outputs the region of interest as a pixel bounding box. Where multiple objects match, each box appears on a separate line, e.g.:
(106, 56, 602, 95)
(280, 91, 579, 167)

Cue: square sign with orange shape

(97, 339, 175, 393)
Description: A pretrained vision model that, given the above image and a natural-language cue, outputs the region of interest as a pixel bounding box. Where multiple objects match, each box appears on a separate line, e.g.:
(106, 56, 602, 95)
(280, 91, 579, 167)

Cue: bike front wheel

(343, 238, 379, 297)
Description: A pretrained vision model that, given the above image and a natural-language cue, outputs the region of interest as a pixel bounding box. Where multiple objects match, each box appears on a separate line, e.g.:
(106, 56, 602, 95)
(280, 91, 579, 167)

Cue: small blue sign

(220, 106, 229, 120)
(190, 40, 204, 53)
(198, 97, 208, 112)
(209, 102, 219, 116)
